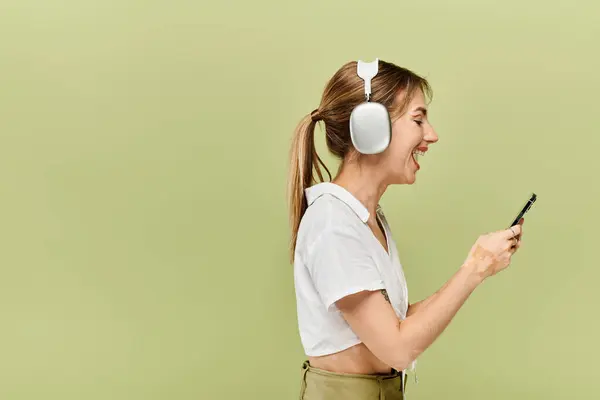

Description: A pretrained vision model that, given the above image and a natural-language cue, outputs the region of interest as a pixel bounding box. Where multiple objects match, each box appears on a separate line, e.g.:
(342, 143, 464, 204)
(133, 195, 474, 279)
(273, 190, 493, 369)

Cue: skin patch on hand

(472, 244, 497, 262)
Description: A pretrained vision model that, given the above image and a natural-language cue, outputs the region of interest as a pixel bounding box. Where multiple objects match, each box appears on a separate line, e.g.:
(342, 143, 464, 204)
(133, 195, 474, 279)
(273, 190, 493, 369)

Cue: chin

(389, 171, 416, 185)
(404, 174, 416, 184)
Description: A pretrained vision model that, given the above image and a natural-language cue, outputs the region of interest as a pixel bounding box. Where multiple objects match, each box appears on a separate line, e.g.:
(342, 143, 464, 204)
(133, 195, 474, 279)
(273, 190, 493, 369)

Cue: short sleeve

(307, 228, 385, 312)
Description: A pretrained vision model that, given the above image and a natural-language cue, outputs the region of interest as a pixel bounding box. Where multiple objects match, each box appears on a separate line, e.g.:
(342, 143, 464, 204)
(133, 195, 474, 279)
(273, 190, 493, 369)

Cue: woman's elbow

(387, 345, 422, 371)
(389, 354, 413, 372)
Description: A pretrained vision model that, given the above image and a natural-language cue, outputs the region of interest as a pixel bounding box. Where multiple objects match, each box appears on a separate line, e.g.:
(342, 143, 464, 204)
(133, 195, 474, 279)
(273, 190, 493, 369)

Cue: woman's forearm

(396, 261, 483, 367)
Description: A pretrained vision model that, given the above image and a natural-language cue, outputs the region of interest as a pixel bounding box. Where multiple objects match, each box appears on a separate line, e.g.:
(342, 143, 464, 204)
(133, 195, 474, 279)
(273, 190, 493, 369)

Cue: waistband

(300, 360, 405, 399)
(301, 360, 403, 380)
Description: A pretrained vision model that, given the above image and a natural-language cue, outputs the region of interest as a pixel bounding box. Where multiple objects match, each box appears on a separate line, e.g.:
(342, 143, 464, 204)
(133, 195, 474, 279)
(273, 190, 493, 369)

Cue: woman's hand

(464, 218, 524, 281)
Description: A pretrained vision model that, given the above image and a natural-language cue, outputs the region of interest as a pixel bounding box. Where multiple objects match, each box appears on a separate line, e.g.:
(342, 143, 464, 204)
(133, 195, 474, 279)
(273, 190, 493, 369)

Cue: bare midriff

(307, 342, 394, 375)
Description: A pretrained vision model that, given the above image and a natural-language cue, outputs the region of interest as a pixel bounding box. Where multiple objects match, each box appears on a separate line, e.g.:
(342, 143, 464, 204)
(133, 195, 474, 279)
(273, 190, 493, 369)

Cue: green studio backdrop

(1, 1, 599, 399)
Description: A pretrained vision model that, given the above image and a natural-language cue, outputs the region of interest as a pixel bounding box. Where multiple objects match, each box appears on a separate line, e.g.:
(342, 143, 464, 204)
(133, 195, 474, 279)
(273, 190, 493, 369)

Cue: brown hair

(287, 59, 432, 262)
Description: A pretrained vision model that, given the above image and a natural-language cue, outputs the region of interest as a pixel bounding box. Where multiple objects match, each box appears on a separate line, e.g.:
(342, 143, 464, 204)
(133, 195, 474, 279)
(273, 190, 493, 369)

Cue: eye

(414, 120, 423, 126)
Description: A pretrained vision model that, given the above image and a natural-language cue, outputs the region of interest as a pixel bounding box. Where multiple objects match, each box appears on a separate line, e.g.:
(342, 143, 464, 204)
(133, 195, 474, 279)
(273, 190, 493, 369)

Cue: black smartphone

(509, 193, 537, 227)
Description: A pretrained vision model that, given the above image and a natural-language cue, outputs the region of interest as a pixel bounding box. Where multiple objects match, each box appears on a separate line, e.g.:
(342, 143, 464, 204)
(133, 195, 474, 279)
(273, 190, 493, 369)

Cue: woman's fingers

(503, 224, 522, 240)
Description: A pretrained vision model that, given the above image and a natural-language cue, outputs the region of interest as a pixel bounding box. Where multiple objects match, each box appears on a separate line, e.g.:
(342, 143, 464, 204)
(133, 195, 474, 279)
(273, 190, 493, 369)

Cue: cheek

(382, 140, 412, 172)
(391, 120, 419, 144)
(389, 140, 411, 159)
(388, 130, 418, 158)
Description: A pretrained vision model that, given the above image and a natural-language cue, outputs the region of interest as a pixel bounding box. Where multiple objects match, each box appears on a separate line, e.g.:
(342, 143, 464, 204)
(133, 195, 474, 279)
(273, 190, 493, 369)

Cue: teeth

(413, 150, 425, 160)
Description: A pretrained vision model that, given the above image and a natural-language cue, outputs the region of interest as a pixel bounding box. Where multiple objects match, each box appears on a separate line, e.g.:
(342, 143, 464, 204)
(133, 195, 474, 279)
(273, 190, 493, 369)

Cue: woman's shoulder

(303, 192, 360, 226)
(296, 194, 365, 252)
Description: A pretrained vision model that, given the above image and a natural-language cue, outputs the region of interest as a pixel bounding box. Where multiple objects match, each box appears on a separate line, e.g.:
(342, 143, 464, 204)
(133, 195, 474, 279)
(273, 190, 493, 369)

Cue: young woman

(288, 59, 524, 399)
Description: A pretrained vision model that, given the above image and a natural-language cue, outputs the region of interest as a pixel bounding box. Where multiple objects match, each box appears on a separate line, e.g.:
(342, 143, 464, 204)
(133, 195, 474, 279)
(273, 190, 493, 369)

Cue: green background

(1, 1, 598, 399)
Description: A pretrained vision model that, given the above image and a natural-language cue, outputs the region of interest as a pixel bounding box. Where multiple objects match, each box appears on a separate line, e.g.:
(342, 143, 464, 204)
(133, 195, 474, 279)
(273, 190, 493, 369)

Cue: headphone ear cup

(349, 102, 391, 154)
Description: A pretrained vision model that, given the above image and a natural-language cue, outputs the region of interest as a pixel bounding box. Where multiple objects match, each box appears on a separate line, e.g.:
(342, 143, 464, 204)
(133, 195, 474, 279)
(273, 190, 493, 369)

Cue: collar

(304, 182, 370, 223)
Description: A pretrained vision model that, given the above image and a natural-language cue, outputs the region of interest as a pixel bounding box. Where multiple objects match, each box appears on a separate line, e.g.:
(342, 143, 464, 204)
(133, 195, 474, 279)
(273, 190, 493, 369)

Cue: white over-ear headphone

(349, 58, 392, 154)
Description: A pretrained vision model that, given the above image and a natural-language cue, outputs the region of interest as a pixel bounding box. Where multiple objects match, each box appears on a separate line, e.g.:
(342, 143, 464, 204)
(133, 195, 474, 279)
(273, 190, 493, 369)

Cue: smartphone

(509, 193, 537, 227)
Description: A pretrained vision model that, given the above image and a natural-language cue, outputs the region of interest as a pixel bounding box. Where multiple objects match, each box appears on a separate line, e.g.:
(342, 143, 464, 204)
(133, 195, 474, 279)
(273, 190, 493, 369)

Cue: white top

(293, 182, 410, 357)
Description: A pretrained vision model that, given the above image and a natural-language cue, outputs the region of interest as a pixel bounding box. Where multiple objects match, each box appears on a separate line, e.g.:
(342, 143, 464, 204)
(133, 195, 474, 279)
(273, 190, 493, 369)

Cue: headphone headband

(356, 58, 379, 101)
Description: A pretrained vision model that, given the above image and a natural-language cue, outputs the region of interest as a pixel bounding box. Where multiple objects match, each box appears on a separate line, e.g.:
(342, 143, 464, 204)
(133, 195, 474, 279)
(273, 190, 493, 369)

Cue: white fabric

(293, 182, 410, 357)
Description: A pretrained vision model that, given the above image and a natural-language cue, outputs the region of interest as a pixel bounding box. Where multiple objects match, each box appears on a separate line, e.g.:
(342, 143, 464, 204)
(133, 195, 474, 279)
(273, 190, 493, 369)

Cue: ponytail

(287, 110, 331, 263)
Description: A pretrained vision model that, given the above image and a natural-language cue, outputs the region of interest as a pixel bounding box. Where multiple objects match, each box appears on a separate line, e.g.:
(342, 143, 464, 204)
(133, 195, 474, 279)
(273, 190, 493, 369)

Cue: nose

(425, 125, 439, 144)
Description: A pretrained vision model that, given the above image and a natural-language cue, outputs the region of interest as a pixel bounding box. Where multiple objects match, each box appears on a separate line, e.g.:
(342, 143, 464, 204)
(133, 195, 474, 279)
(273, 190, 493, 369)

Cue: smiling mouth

(412, 149, 425, 169)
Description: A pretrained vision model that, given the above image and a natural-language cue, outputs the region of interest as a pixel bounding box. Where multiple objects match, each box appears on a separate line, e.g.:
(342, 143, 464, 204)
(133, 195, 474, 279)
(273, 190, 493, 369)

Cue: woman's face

(380, 89, 438, 184)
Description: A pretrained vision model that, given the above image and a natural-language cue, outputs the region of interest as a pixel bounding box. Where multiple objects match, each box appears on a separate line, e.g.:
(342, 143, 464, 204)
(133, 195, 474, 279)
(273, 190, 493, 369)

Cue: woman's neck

(332, 161, 388, 218)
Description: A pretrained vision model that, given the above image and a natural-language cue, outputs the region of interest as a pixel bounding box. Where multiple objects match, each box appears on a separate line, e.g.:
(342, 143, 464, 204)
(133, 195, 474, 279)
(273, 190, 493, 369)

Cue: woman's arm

(336, 225, 522, 371)
(336, 261, 482, 371)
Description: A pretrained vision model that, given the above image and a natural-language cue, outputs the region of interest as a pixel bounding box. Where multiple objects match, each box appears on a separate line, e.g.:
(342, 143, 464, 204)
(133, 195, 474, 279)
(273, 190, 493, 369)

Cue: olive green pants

(299, 361, 405, 400)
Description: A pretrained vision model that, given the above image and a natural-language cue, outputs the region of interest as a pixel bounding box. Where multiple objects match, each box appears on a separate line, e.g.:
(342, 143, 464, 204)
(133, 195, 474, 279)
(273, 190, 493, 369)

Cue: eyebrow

(412, 107, 428, 116)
